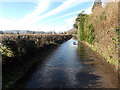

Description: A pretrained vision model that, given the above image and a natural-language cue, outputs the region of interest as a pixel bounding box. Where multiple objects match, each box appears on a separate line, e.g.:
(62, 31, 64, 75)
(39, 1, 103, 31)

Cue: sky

(0, 0, 95, 32)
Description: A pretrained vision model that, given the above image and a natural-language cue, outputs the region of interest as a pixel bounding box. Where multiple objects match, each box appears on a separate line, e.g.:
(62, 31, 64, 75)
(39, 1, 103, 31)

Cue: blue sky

(0, 0, 94, 32)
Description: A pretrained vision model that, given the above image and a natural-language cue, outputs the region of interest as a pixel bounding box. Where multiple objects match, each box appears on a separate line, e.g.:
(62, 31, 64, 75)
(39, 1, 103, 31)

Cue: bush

(75, 12, 95, 44)
(87, 24, 95, 44)
(1, 34, 72, 88)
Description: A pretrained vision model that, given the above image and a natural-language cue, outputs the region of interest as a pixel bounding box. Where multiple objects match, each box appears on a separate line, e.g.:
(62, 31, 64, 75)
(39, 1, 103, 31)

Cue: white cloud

(84, 5, 93, 14)
(0, 17, 68, 32)
(0, 0, 50, 30)
(0, 0, 95, 32)
(65, 16, 76, 25)
(64, 16, 77, 30)
(20, 0, 50, 23)
(7, 0, 84, 26)
(57, 10, 82, 18)
(40, 10, 83, 23)
(31, 0, 89, 23)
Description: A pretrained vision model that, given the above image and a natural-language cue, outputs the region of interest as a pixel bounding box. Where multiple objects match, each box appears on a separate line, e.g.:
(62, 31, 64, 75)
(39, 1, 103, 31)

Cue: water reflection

(76, 42, 101, 88)
(15, 39, 101, 88)
(77, 42, 95, 67)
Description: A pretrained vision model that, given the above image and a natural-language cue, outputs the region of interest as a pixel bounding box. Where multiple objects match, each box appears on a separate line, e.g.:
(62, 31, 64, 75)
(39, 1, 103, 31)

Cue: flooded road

(14, 39, 118, 88)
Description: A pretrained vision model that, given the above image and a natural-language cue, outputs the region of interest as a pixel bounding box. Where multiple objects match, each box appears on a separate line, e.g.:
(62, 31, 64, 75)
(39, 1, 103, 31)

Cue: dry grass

(89, 2, 119, 69)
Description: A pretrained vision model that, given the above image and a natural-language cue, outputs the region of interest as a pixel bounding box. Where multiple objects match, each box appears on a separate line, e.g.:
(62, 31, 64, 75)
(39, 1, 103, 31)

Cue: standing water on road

(14, 39, 118, 88)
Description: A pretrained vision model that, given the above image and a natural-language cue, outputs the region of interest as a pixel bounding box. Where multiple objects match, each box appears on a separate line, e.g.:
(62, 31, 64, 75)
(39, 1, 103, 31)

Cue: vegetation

(86, 24, 95, 44)
(75, 12, 95, 44)
(73, 23, 78, 29)
(74, 1, 119, 70)
(100, 11, 107, 20)
(1, 34, 72, 88)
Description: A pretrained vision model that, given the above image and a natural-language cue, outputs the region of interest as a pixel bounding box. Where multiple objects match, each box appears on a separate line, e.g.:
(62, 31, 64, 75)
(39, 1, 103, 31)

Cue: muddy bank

(78, 42, 119, 88)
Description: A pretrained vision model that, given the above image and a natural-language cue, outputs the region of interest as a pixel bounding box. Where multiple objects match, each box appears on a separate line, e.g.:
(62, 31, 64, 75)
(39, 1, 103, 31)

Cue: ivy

(75, 12, 95, 44)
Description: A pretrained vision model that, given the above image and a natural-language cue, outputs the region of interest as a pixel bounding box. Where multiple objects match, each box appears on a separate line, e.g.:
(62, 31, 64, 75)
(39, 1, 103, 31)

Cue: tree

(73, 23, 78, 29)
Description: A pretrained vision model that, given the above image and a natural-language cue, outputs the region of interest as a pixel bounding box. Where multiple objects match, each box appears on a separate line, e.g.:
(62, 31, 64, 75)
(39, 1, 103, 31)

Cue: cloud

(64, 16, 77, 30)
(0, 17, 67, 32)
(0, 0, 50, 30)
(65, 16, 76, 25)
(84, 4, 93, 14)
(0, 0, 95, 32)
(40, 9, 83, 23)
(20, 0, 50, 23)
(57, 10, 82, 18)
(64, 3, 93, 29)
(30, 0, 89, 23)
